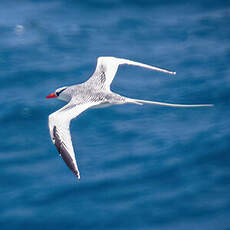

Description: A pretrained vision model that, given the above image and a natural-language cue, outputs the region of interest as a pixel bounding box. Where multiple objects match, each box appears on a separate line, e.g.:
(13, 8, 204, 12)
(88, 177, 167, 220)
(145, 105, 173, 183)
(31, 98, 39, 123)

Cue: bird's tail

(126, 98, 213, 107)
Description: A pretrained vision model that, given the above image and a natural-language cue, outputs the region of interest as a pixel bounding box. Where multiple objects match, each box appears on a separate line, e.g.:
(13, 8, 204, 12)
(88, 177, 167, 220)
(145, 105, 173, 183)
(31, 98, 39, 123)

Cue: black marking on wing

(99, 65, 106, 84)
(100, 72, 106, 84)
(53, 126, 80, 178)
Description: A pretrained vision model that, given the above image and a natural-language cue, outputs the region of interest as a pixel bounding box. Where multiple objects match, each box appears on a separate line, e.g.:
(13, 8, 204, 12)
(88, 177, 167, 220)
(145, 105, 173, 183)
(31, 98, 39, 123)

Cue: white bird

(46, 56, 213, 179)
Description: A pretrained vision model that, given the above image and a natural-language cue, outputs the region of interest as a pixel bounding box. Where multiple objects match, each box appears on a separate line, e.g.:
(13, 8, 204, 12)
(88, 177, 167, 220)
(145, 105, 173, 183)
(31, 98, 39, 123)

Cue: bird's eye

(55, 88, 66, 97)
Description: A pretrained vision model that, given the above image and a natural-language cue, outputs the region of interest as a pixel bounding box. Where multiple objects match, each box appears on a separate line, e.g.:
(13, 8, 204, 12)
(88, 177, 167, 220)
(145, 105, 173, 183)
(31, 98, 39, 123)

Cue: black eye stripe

(56, 88, 66, 96)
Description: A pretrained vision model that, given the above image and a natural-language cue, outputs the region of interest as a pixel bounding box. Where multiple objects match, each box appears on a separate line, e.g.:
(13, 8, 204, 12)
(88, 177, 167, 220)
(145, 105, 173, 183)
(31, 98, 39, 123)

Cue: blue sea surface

(0, 0, 230, 229)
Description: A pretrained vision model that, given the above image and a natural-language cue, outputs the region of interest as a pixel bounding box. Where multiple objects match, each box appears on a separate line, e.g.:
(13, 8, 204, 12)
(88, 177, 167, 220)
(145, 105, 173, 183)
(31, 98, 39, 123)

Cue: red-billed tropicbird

(46, 57, 213, 179)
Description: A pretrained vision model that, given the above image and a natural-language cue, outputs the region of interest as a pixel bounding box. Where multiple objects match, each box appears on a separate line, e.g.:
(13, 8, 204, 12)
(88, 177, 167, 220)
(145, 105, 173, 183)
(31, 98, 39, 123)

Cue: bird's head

(46, 86, 70, 102)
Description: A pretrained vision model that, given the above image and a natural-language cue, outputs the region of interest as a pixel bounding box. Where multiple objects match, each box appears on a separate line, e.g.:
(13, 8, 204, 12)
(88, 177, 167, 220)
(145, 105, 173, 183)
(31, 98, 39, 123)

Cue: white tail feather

(127, 98, 213, 107)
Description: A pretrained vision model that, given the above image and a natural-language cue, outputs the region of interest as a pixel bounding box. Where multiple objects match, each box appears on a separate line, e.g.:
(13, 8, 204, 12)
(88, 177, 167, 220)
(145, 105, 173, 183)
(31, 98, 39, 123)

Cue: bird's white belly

(91, 102, 112, 109)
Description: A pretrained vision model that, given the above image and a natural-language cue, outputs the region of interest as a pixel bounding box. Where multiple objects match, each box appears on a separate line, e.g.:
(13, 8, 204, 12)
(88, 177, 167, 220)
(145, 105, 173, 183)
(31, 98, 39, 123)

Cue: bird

(46, 56, 213, 179)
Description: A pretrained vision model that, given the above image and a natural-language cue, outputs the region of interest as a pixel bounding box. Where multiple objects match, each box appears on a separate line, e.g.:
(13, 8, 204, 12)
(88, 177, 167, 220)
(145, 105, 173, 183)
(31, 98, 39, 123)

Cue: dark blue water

(1, 0, 230, 229)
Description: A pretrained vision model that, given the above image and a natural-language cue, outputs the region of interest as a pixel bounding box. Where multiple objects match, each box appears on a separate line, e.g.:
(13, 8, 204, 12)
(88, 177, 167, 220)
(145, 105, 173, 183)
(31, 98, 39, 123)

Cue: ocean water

(0, 0, 230, 229)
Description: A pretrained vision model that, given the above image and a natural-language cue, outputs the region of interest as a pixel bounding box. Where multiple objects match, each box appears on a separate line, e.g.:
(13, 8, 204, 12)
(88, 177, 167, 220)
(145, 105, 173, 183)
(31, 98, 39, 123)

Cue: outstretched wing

(89, 56, 176, 90)
(48, 102, 98, 179)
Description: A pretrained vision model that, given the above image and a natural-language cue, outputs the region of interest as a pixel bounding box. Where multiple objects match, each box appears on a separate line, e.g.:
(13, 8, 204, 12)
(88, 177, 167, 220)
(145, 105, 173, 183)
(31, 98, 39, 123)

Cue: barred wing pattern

(90, 57, 176, 90)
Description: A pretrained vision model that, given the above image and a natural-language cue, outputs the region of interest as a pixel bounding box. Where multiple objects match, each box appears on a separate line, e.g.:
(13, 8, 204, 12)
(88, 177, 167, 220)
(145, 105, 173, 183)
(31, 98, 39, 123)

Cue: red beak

(46, 93, 57, 99)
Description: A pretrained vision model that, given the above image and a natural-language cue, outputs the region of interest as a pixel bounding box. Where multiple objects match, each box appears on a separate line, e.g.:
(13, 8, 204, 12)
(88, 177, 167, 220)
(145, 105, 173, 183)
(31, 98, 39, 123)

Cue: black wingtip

(75, 171, 80, 180)
(53, 126, 80, 179)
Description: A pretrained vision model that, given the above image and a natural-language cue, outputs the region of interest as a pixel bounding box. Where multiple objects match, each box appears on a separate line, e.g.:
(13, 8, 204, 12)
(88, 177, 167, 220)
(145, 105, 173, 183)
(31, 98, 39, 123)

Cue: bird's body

(65, 83, 127, 106)
(46, 56, 213, 179)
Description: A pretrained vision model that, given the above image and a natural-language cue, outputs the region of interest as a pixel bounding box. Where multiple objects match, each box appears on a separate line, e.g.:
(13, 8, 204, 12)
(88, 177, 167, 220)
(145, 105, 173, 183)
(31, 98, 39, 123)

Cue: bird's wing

(48, 102, 98, 179)
(89, 56, 176, 90)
